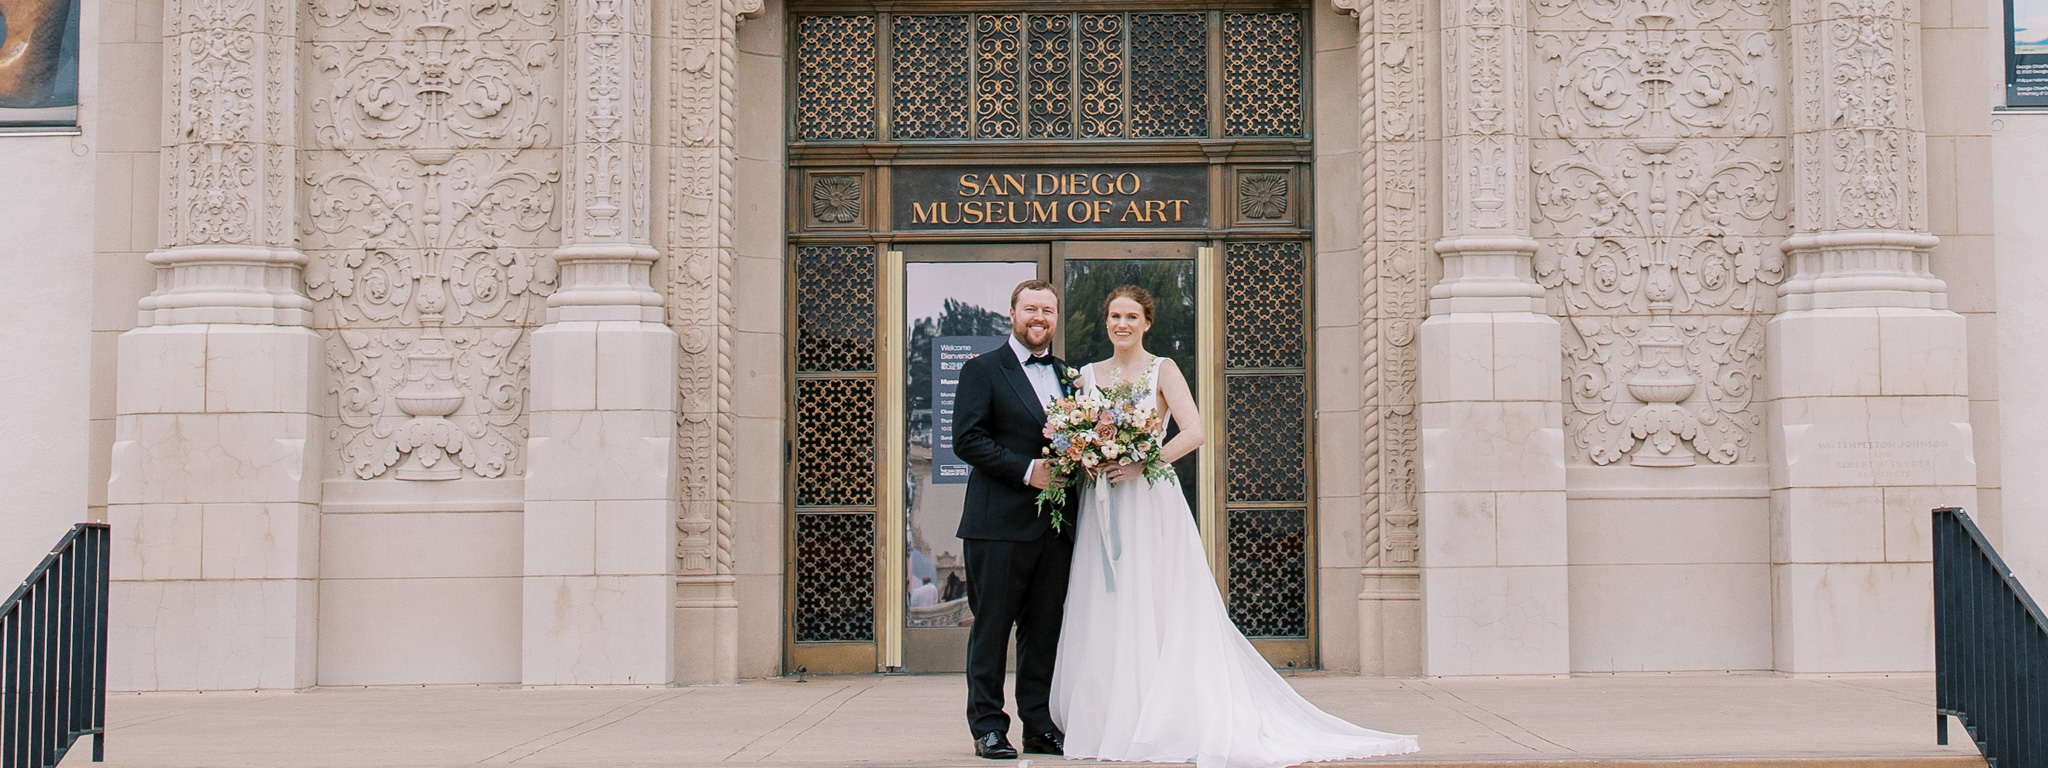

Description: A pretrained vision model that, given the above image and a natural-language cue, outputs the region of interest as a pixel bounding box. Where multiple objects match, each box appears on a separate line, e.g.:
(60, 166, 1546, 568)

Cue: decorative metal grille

(794, 16, 877, 142)
(795, 378, 877, 507)
(1078, 14, 1126, 138)
(1026, 14, 1074, 139)
(975, 14, 1023, 139)
(1226, 507, 1309, 638)
(1226, 375, 1307, 503)
(1130, 13, 1209, 138)
(795, 512, 877, 642)
(892, 15, 971, 140)
(795, 245, 875, 373)
(1223, 13, 1305, 137)
(1225, 242, 1306, 369)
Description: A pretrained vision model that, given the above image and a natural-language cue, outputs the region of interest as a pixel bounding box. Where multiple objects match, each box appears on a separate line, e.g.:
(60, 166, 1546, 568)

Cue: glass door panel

(1056, 242, 1202, 518)
(899, 250, 1043, 673)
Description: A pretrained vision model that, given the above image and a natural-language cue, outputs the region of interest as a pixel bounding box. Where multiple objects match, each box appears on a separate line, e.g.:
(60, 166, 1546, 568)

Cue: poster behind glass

(2012, 0, 2048, 105)
(904, 261, 1038, 629)
(0, 0, 81, 129)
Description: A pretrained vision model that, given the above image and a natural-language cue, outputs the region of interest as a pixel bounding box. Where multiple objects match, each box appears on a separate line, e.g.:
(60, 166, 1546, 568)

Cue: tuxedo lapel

(997, 349, 1049, 425)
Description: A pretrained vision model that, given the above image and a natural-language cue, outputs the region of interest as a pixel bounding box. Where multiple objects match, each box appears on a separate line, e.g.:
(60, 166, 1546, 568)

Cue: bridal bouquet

(1034, 377, 1175, 532)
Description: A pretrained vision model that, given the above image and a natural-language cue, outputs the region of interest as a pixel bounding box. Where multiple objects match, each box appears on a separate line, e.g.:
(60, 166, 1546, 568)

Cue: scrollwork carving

(1531, 0, 1788, 467)
(304, 0, 560, 480)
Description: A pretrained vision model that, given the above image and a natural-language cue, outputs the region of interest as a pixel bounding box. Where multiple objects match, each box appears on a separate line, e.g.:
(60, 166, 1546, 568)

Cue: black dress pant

(962, 527, 1074, 738)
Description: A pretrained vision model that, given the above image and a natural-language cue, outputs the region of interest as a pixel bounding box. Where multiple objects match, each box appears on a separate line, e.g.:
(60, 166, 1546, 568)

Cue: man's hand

(1026, 460, 1052, 490)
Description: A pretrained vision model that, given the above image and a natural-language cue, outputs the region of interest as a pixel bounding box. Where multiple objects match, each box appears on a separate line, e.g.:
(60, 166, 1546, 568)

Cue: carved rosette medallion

(1531, 0, 1789, 466)
(303, 0, 561, 480)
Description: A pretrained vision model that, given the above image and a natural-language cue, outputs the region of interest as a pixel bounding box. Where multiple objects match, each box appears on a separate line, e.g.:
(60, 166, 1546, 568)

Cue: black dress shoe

(1022, 730, 1064, 755)
(974, 732, 1019, 760)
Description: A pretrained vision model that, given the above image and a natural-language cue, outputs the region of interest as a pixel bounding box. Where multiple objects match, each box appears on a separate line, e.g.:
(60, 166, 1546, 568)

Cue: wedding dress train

(1050, 358, 1419, 768)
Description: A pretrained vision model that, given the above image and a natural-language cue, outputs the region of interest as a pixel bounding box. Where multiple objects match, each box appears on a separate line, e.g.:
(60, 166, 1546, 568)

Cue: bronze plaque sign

(892, 165, 1209, 230)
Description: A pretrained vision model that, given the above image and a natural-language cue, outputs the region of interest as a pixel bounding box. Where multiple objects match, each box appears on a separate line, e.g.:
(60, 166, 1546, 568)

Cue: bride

(1049, 286, 1420, 768)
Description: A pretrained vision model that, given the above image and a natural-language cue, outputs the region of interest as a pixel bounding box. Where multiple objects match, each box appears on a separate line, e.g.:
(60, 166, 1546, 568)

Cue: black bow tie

(1024, 354, 1054, 367)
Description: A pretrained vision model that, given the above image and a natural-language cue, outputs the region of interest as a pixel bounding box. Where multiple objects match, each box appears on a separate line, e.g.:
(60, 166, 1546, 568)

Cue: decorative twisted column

(660, 0, 760, 686)
(1768, 0, 1971, 672)
(1417, 0, 1570, 675)
(107, 0, 322, 690)
(521, 0, 680, 685)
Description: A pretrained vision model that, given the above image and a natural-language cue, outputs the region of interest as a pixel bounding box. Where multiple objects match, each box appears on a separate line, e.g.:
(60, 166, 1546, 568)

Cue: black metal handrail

(1, 523, 109, 768)
(1934, 506, 2046, 768)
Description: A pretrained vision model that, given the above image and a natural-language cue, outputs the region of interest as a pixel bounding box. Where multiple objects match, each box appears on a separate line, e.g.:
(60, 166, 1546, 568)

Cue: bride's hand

(1103, 463, 1139, 484)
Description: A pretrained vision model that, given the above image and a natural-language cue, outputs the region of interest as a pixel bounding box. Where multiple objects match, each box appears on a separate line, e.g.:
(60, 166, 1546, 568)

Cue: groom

(951, 279, 1077, 760)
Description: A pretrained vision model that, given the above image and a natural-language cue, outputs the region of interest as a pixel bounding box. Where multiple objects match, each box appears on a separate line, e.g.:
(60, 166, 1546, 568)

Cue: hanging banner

(2010, 0, 2048, 105)
(0, 0, 82, 130)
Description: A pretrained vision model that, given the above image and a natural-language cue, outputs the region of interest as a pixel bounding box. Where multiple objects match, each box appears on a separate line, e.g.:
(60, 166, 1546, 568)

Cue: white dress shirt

(1010, 335, 1058, 484)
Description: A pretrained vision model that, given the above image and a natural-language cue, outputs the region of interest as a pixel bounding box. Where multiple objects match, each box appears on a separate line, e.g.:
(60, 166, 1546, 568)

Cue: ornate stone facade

(302, 0, 561, 482)
(1530, 0, 1789, 468)
(70, 0, 1992, 689)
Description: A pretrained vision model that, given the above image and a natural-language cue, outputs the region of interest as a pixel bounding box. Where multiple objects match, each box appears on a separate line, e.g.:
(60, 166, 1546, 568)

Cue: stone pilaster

(658, 0, 759, 687)
(1417, 0, 1570, 675)
(521, 0, 679, 685)
(1769, 0, 1971, 672)
(108, 0, 321, 690)
(1335, 0, 1429, 677)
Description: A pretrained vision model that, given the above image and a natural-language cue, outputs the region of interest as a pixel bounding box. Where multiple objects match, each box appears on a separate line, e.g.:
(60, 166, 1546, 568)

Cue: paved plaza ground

(79, 672, 1987, 768)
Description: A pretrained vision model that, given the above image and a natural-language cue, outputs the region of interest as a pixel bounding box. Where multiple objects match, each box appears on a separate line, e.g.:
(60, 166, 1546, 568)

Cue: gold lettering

(1037, 174, 1060, 195)
(939, 202, 960, 225)
(958, 174, 982, 197)
(1068, 174, 1089, 196)
(1116, 172, 1141, 195)
(1067, 200, 1094, 223)
(963, 200, 985, 224)
(1144, 199, 1167, 221)
(987, 201, 1008, 224)
(1091, 173, 1116, 196)
(1029, 200, 1059, 223)
(1119, 201, 1146, 223)
(1003, 174, 1026, 196)
(913, 202, 940, 224)
(1094, 199, 1115, 221)
(1168, 200, 1189, 221)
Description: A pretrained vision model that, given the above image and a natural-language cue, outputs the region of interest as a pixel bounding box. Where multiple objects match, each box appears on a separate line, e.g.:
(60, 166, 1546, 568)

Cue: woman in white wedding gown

(1049, 286, 1419, 768)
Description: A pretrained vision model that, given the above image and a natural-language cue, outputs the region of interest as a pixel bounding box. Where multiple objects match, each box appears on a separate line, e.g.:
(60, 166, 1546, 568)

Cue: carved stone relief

(1337, 0, 1426, 570)
(302, 0, 561, 480)
(662, 0, 759, 578)
(1531, 0, 1789, 466)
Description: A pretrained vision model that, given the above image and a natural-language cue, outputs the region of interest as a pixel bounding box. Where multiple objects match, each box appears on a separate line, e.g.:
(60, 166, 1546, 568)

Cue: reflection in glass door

(1057, 242, 1203, 518)
(898, 247, 1044, 673)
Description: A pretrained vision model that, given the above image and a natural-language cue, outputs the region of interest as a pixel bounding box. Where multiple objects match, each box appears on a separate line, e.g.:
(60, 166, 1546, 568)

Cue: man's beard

(1013, 324, 1052, 353)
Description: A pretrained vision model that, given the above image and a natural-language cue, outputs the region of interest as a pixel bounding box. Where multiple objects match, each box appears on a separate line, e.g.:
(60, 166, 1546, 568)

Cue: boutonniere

(1059, 365, 1081, 386)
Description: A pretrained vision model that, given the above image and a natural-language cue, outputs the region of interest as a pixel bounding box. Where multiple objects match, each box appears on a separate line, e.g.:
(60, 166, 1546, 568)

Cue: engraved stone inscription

(1782, 423, 1977, 488)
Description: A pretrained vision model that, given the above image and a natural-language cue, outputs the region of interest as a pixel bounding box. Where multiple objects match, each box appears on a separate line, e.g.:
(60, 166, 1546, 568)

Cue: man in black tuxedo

(951, 279, 1077, 760)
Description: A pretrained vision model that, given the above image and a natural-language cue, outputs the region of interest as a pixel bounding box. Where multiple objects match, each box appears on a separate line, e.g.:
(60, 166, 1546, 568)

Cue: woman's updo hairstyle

(1103, 284, 1156, 324)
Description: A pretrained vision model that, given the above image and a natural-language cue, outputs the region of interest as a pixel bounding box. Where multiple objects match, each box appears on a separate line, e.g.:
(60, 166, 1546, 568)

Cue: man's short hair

(1010, 279, 1058, 308)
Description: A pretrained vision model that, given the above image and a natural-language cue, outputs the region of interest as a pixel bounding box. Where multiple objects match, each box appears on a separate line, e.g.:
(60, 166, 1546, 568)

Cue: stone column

(659, 0, 760, 686)
(1335, 0, 1429, 677)
(107, 0, 322, 690)
(1417, 0, 1570, 675)
(1769, 0, 1972, 672)
(521, 0, 679, 685)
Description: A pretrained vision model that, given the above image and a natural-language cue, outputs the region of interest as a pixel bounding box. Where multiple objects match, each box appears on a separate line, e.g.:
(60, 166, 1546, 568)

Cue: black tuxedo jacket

(952, 345, 1079, 542)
